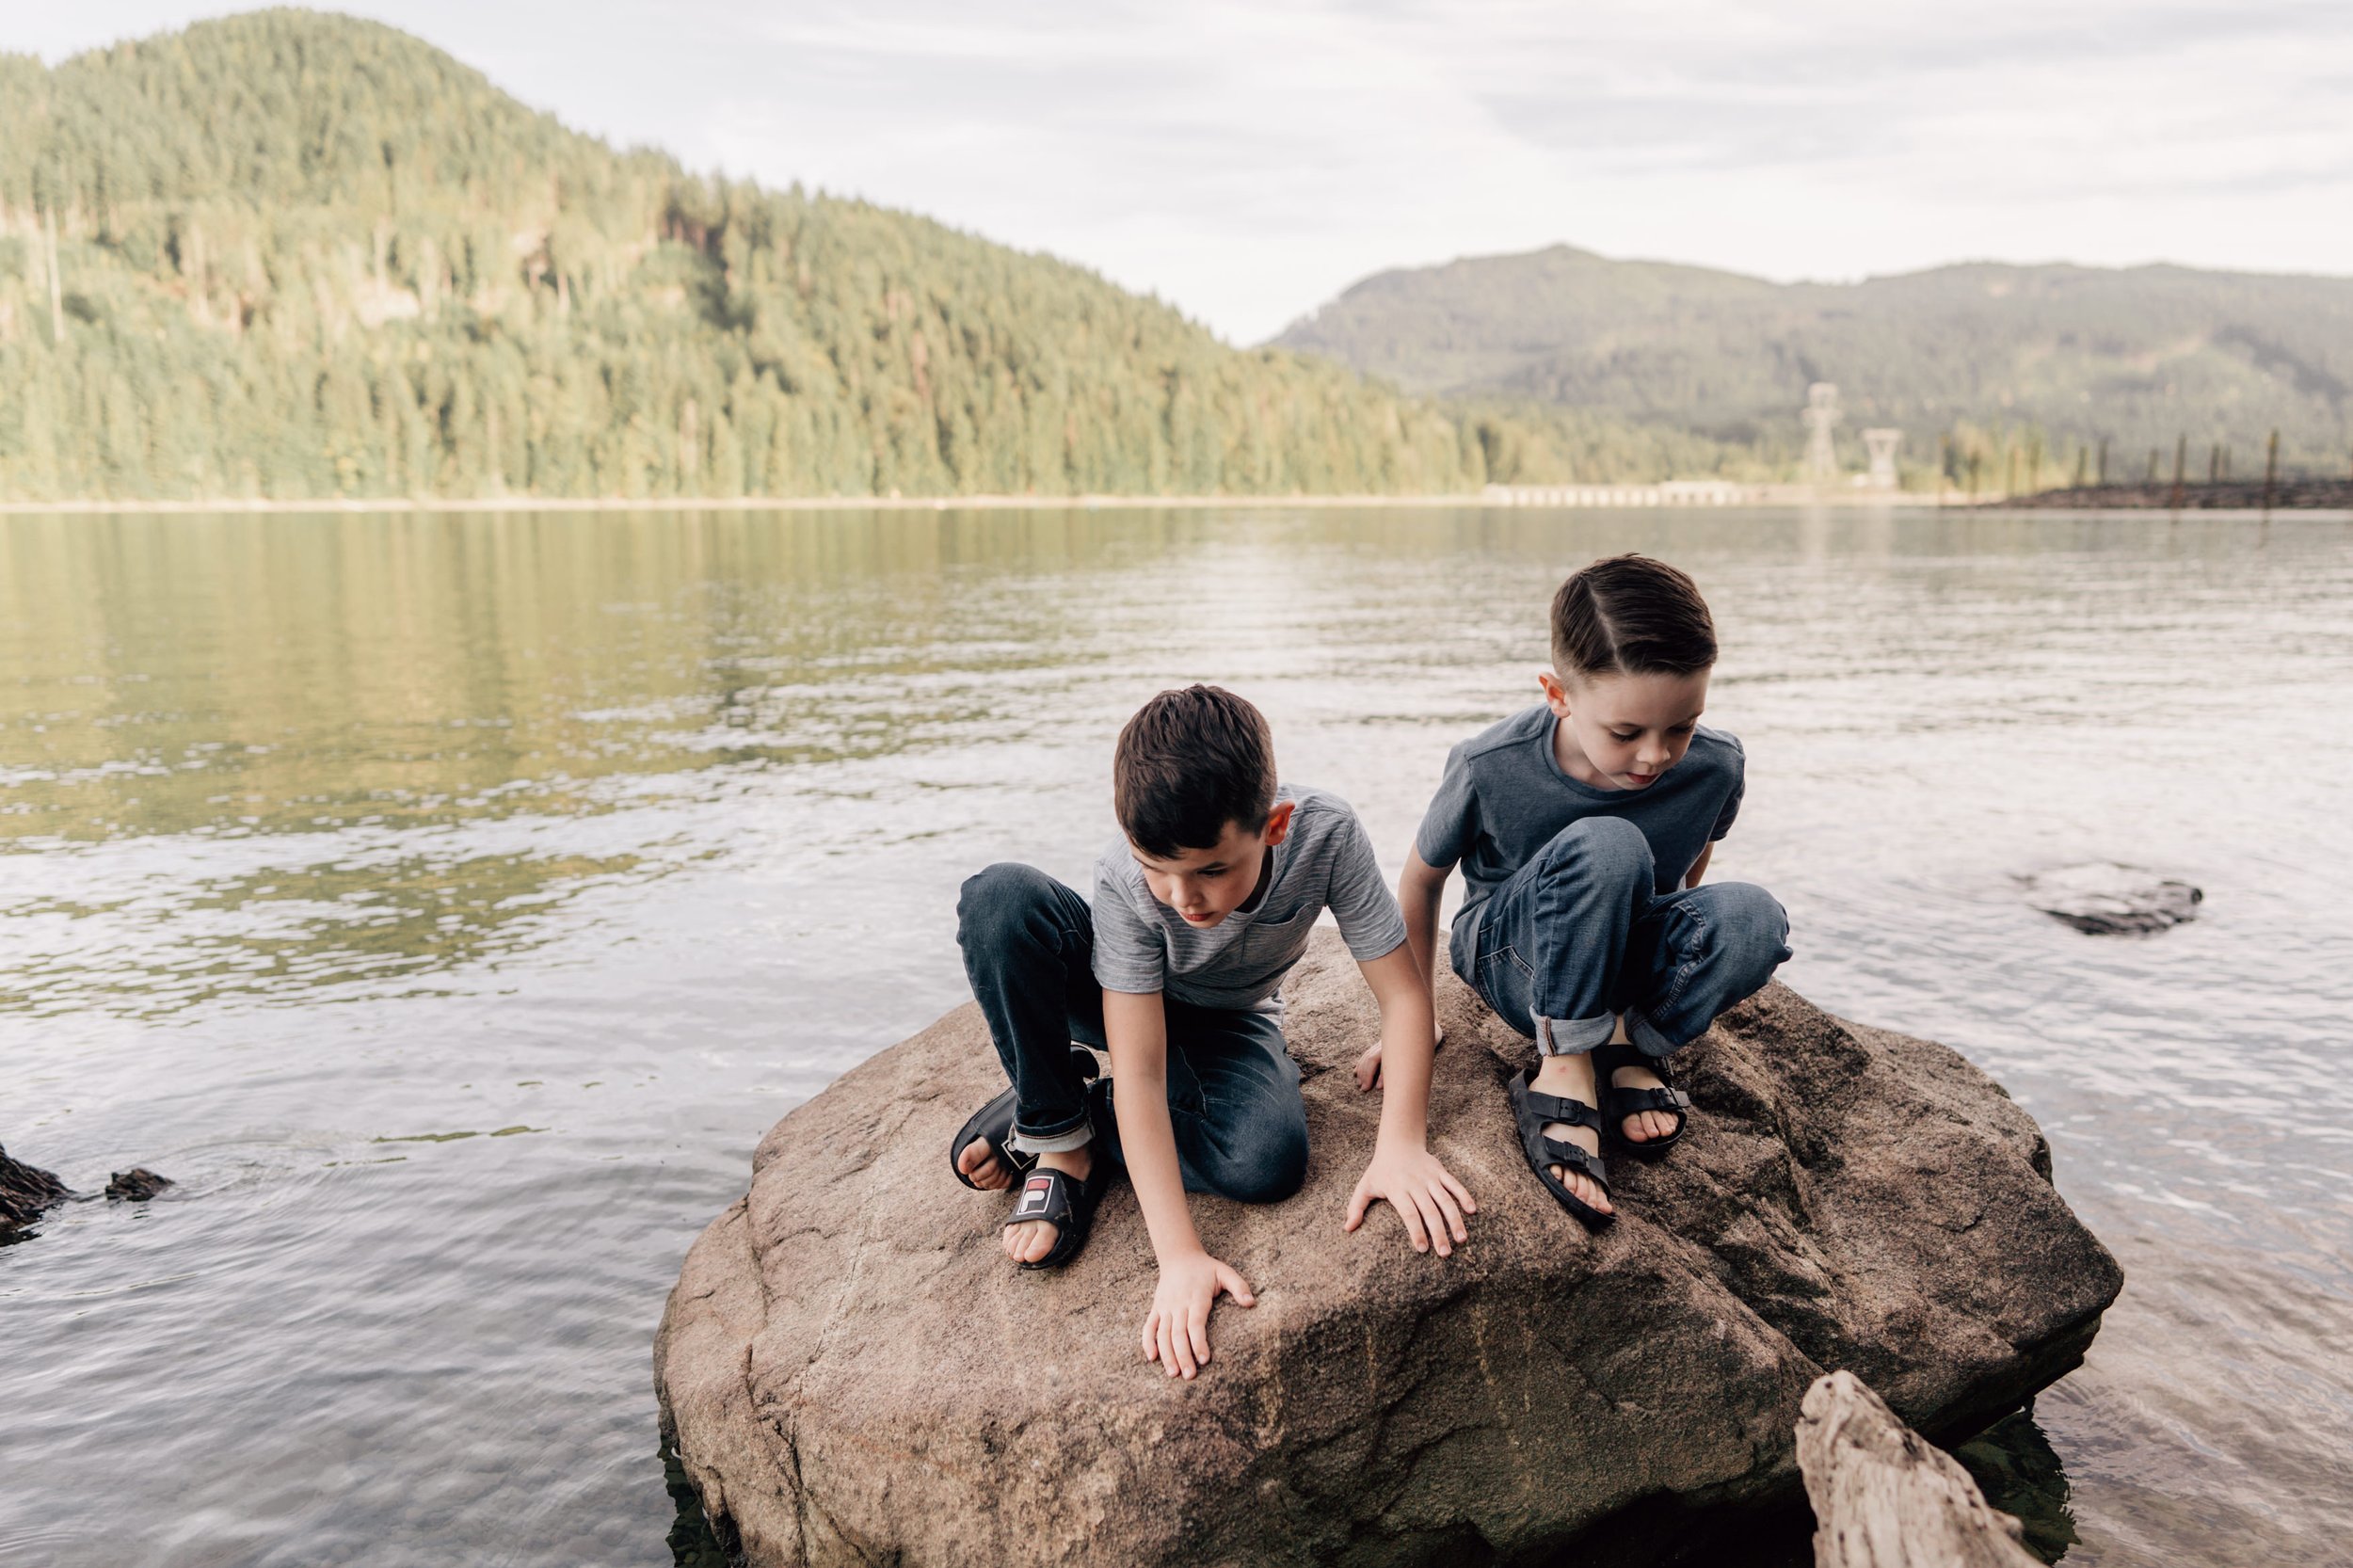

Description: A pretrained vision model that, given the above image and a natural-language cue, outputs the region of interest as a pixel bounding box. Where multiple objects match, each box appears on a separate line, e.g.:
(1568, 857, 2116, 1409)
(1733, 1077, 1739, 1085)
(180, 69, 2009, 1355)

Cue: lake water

(2, 505, 2348, 1568)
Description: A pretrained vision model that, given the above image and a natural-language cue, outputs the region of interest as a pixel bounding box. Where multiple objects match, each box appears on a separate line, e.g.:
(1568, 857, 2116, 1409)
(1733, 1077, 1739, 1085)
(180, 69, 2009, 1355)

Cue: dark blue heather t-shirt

(1414, 705, 1745, 961)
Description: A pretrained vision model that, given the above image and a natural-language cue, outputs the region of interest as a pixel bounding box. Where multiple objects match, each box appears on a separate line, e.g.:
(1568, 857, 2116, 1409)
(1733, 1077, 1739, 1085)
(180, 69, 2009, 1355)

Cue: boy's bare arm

(1344, 944, 1476, 1256)
(1360, 853, 1450, 1092)
(1103, 988, 1255, 1382)
(1686, 841, 1715, 888)
(1398, 850, 1449, 996)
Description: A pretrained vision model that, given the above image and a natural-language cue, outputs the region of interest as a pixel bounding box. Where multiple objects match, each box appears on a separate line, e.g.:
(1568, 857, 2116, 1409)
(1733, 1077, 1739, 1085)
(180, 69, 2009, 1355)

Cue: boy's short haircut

(1551, 554, 1718, 679)
(1114, 685, 1277, 858)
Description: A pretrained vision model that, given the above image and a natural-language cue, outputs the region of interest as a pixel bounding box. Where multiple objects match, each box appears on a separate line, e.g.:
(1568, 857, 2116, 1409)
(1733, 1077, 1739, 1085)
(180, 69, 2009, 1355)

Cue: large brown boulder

(655, 932, 2121, 1567)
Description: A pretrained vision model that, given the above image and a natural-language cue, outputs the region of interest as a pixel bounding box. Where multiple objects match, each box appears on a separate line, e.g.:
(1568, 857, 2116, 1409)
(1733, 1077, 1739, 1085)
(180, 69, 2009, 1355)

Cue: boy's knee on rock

(1214, 1124, 1308, 1205)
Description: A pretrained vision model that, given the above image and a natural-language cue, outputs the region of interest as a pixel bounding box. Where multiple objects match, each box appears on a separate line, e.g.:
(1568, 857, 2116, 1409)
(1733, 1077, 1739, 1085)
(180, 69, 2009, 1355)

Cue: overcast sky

(16, 1, 2353, 344)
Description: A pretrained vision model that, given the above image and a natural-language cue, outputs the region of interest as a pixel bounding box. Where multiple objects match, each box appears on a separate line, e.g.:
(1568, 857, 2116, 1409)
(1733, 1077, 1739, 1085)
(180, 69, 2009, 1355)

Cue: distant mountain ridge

(4, 9, 1601, 502)
(1273, 245, 2353, 475)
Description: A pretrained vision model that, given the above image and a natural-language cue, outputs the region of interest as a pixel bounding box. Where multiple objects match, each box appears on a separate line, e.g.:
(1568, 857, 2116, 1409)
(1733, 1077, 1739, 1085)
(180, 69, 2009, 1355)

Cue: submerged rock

(1, 1142, 72, 1237)
(2021, 863, 2202, 936)
(105, 1167, 175, 1202)
(656, 933, 2121, 1568)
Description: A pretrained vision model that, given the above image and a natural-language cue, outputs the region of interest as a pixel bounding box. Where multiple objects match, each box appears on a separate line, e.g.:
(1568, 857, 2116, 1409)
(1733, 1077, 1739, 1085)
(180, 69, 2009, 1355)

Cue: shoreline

(0, 488, 1956, 516)
(1986, 477, 2353, 510)
(4, 487, 2346, 518)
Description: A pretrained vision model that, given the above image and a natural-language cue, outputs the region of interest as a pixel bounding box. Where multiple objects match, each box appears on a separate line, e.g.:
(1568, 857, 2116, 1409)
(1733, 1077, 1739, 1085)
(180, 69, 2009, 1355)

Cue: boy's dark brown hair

(1113, 685, 1277, 858)
(1551, 554, 1717, 679)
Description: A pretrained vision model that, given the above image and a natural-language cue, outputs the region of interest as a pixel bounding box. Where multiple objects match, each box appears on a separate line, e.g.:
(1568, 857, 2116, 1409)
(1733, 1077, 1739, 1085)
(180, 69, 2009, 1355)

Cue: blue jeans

(954, 863, 1309, 1203)
(1454, 817, 1791, 1058)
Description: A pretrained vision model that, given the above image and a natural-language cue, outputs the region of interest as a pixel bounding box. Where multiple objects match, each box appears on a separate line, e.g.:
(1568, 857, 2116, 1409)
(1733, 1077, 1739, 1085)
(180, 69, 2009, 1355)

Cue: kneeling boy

(951, 684, 1475, 1379)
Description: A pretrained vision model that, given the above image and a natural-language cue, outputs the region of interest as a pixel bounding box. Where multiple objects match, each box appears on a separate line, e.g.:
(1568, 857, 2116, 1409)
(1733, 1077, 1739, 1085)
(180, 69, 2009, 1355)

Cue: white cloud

(19, 1, 2353, 342)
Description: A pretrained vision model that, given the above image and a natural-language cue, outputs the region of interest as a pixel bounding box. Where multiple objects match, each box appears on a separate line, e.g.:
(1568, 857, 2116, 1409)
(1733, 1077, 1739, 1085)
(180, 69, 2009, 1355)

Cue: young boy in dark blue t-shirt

(1378, 555, 1792, 1229)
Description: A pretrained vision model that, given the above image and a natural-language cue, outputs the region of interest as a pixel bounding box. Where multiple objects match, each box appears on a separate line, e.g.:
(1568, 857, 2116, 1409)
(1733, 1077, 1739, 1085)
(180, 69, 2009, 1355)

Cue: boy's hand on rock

(1346, 1142, 1475, 1257)
(1142, 1251, 1255, 1381)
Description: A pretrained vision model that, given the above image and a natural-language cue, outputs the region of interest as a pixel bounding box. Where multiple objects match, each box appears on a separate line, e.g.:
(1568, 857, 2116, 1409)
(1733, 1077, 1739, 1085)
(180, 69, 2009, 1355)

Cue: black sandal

(1507, 1065, 1614, 1229)
(1593, 1043, 1691, 1159)
(948, 1047, 1099, 1191)
(1010, 1154, 1114, 1271)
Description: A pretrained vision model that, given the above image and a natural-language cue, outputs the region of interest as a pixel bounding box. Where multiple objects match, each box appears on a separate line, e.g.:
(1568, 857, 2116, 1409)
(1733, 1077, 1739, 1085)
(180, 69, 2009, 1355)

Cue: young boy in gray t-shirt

(949, 685, 1476, 1379)
(1385, 556, 1791, 1231)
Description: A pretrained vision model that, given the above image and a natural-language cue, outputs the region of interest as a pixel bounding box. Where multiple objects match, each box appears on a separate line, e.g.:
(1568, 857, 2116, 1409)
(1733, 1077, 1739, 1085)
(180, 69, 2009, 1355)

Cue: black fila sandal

(947, 1047, 1100, 1191)
(1010, 1155, 1114, 1272)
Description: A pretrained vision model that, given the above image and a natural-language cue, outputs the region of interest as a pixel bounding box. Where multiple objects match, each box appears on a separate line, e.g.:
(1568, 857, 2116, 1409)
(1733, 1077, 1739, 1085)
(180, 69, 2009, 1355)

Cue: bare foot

(1529, 1053, 1612, 1215)
(955, 1134, 1014, 1191)
(1609, 1059, 1679, 1144)
(1002, 1144, 1093, 1263)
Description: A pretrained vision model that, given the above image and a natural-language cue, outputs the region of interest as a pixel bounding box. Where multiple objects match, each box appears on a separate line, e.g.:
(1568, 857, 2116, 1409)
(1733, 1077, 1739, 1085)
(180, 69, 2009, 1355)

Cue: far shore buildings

(1483, 382, 1908, 505)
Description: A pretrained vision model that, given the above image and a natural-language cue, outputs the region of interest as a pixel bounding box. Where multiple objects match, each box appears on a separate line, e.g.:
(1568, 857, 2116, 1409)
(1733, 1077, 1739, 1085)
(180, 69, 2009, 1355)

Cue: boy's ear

(1537, 668, 1571, 714)
(1261, 799, 1297, 847)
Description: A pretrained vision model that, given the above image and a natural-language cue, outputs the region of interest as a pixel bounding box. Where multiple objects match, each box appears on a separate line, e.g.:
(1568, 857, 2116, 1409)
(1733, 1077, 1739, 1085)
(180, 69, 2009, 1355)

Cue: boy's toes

(1004, 1218, 1060, 1263)
(1619, 1108, 1676, 1143)
(1559, 1167, 1612, 1214)
(1545, 1163, 1614, 1216)
(957, 1142, 1003, 1187)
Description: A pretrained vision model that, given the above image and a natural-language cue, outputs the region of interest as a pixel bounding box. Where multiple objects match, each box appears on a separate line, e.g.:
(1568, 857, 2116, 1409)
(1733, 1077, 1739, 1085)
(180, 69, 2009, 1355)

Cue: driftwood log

(1798, 1370, 2041, 1568)
(1, 1142, 72, 1236)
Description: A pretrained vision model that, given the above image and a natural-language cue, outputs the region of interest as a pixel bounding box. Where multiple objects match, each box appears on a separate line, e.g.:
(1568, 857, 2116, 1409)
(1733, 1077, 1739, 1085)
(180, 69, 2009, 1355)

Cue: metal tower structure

(1803, 383, 1841, 484)
(1862, 427, 1902, 489)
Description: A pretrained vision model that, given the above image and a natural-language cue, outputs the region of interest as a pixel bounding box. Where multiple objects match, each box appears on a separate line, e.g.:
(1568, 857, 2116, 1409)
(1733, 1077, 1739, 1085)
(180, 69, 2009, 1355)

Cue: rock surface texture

(656, 932, 2121, 1568)
(1798, 1370, 2041, 1568)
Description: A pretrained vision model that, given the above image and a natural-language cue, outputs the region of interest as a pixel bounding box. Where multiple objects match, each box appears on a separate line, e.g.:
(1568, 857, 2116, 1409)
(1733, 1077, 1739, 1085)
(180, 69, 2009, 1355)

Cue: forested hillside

(3, 11, 1702, 501)
(1275, 246, 2353, 477)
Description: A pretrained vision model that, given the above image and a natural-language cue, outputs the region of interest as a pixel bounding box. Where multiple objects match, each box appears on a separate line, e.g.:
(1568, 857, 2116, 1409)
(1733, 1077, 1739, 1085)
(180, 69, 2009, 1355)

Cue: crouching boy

(1391, 555, 1792, 1230)
(950, 684, 1475, 1378)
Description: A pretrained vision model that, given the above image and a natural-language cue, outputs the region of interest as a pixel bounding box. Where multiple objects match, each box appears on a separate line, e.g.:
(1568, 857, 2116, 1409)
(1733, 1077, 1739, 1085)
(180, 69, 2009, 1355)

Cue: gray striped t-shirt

(1091, 785, 1409, 1014)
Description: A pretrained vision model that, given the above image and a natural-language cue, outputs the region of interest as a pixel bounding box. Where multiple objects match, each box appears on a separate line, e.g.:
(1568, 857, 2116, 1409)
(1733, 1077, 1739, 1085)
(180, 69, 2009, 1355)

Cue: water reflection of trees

(0, 848, 650, 1018)
(0, 507, 1193, 1017)
(0, 507, 1171, 847)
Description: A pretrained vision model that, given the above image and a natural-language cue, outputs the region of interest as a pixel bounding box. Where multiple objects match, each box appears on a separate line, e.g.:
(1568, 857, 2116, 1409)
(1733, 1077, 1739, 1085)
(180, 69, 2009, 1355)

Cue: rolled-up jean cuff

(1010, 1121, 1094, 1155)
(1625, 1010, 1679, 1056)
(1535, 1013, 1616, 1056)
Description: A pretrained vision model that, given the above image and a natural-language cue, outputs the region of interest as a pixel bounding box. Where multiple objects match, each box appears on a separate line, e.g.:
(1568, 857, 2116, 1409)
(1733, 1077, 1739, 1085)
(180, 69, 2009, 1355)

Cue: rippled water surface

(3, 506, 2348, 1567)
